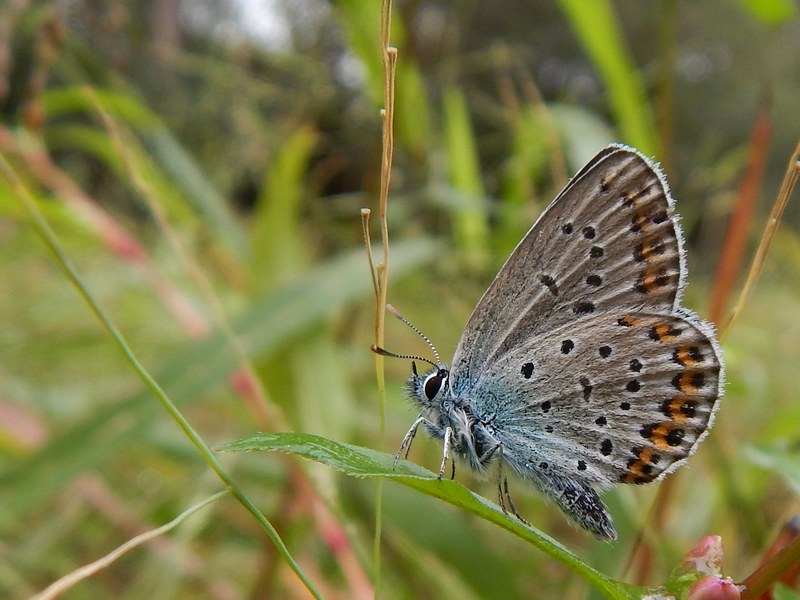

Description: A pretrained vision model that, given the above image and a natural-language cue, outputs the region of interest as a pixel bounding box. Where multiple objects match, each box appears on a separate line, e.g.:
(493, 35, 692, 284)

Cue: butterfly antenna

(370, 304, 442, 367)
(370, 344, 438, 368)
(386, 304, 442, 365)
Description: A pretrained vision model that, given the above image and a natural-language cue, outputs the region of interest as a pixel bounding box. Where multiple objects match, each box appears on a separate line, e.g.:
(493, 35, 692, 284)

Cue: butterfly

(375, 144, 724, 540)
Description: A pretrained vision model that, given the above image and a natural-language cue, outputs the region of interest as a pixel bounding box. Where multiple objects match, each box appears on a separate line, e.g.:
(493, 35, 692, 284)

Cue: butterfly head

(372, 304, 451, 408)
(406, 362, 450, 408)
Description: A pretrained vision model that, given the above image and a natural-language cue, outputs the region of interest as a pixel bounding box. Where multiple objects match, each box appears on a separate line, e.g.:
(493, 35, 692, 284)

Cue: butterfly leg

(437, 427, 455, 480)
(492, 445, 529, 525)
(394, 415, 428, 468)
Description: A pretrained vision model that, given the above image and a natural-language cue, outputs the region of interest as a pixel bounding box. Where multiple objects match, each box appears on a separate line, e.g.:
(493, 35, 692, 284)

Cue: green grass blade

(40, 86, 247, 258)
(223, 432, 645, 600)
(737, 0, 797, 24)
(143, 126, 247, 258)
(0, 155, 323, 599)
(334, 1, 431, 154)
(251, 125, 317, 288)
(443, 87, 489, 267)
(557, 0, 658, 154)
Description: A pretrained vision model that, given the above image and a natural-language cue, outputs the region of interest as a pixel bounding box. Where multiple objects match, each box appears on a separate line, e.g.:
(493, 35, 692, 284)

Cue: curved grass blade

(222, 432, 645, 600)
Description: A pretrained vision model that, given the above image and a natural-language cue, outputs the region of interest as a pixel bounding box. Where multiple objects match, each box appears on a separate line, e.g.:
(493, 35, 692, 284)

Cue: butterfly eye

(423, 369, 447, 401)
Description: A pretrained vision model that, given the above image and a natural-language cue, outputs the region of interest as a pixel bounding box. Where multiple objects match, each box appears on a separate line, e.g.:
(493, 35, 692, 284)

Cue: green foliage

(443, 87, 490, 268)
(223, 432, 643, 600)
(737, 0, 797, 24)
(1, 1, 799, 598)
(556, 0, 658, 155)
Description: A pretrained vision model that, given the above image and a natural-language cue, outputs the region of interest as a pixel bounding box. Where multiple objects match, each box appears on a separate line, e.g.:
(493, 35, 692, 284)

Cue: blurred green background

(1, 1, 799, 598)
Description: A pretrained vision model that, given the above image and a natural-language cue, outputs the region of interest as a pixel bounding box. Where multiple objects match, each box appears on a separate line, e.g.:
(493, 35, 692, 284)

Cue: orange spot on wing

(650, 323, 682, 343)
(674, 345, 703, 367)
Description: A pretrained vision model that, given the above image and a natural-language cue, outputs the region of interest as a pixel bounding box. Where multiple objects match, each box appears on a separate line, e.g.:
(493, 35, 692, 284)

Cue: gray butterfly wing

(473, 310, 723, 487)
(450, 145, 687, 393)
(445, 145, 723, 537)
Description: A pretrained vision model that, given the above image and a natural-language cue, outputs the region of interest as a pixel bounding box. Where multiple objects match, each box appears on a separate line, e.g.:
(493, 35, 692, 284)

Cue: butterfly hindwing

(462, 311, 722, 488)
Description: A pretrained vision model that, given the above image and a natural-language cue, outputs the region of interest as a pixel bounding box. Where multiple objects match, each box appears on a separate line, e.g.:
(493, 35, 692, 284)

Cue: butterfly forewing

(451, 147, 686, 393)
